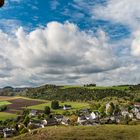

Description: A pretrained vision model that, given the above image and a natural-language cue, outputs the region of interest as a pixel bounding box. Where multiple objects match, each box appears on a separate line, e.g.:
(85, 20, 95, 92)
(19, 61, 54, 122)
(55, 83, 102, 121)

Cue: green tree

(106, 103, 115, 116)
(51, 100, 59, 109)
(44, 106, 51, 115)
(99, 105, 106, 117)
(23, 116, 30, 126)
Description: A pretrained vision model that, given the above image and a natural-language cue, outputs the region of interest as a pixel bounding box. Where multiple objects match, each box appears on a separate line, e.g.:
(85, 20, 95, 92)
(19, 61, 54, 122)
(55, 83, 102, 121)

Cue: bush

(28, 124, 38, 130)
(44, 106, 51, 115)
(0, 105, 7, 111)
(20, 127, 28, 134)
(63, 111, 70, 116)
(51, 100, 59, 109)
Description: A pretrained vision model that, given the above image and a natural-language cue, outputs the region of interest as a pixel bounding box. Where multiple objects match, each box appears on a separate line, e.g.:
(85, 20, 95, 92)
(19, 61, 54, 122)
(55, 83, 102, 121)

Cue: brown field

(0, 96, 19, 101)
(0, 97, 46, 114)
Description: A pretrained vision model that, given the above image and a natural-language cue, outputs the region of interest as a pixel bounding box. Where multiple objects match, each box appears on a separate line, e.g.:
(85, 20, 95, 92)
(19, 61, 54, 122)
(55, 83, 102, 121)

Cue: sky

(0, 0, 140, 87)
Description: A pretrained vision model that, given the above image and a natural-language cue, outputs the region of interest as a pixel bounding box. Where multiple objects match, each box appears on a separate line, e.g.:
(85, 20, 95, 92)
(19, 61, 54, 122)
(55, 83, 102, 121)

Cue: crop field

(5, 98, 46, 113)
(0, 96, 46, 120)
(27, 101, 89, 114)
(0, 96, 90, 120)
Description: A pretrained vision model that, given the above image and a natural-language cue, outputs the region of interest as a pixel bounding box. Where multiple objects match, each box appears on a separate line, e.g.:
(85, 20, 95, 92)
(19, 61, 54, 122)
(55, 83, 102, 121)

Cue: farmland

(0, 96, 46, 120)
(6, 125, 140, 140)
(0, 96, 90, 120)
(0, 112, 17, 121)
(27, 101, 89, 114)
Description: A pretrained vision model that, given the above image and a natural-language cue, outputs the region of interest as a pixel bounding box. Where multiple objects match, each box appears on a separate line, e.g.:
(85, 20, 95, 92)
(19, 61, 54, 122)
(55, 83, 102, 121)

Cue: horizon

(0, 0, 140, 87)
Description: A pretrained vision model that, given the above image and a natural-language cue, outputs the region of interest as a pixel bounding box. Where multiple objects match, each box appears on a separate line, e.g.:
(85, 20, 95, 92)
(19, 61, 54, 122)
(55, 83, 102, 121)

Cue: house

(121, 110, 134, 119)
(90, 112, 100, 120)
(136, 112, 140, 120)
(0, 127, 4, 137)
(29, 110, 38, 116)
(28, 120, 45, 129)
(54, 115, 64, 123)
(80, 108, 90, 114)
(106, 103, 111, 114)
(132, 107, 139, 115)
(77, 116, 87, 125)
(46, 119, 58, 126)
(63, 105, 72, 110)
(3, 128, 16, 138)
(41, 119, 48, 126)
(134, 102, 140, 108)
(85, 112, 99, 120)
(61, 117, 70, 125)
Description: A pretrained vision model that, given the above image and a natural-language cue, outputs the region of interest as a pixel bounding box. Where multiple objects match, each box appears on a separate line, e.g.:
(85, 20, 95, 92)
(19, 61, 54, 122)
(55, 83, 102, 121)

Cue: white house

(134, 102, 140, 108)
(77, 116, 87, 124)
(63, 105, 72, 110)
(90, 112, 99, 120)
(29, 110, 38, 116)
(132, 107, 139, 115)
(136, 112, 140, 120)
(61, 117, 70, 125)
(3, 128, 15, 138)
(106, 103, 111, 114)
(121, 110, 133, 119)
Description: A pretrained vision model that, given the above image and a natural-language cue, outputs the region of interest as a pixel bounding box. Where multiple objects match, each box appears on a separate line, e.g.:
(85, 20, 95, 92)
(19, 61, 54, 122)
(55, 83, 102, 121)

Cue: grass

(27, 101, 89, 114)
(6, 125, 140, 140)
(0, 112, 17, 121)
(0, 101, 11, 106)
(61, 85, 130, 91)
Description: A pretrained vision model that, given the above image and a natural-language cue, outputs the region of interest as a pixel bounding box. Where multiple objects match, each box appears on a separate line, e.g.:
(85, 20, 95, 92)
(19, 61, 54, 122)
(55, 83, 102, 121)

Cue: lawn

(0, 101, 11, 106)
(0, 112, 17, 121)
(7, 125, 140, 140)
(27, 101, 89, 114)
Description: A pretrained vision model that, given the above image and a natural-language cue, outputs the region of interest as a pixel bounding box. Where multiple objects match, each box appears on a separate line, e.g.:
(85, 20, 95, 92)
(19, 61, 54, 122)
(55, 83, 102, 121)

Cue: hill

(5, 125, 140, 140)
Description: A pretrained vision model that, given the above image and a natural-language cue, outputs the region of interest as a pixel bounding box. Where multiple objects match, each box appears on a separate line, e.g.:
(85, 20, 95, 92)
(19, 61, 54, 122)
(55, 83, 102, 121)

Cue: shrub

(20, 127, 28, 134)
(51, 100, 59, 109)
(44, 106, 51, 115)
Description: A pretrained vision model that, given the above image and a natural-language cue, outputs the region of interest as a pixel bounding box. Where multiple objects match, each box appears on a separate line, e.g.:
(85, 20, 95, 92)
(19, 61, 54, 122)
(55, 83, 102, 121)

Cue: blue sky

(0, 0, 140, 87)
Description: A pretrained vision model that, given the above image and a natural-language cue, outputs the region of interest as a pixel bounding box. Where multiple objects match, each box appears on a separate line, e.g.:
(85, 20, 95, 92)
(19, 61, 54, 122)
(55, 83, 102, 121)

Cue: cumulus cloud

(131, 30, 140, 56)
(94, 0, 140, 29)
(0, 21, 118, 87)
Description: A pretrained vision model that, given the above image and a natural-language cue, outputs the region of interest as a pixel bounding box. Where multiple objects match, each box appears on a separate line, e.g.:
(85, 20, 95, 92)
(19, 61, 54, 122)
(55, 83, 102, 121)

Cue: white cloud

(93, 0, 140, 29)
(131, 30, 140, 56)
(0, 21, 118, 87)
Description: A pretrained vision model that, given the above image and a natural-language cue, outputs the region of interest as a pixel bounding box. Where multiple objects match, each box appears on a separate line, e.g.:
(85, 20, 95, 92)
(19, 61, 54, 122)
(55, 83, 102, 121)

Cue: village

(0, 100, 140, 138)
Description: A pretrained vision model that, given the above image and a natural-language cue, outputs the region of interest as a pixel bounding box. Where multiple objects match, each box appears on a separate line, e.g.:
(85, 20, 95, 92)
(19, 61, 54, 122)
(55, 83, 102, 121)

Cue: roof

(30, 110, 38, 113)
(134, 102, 140, 106)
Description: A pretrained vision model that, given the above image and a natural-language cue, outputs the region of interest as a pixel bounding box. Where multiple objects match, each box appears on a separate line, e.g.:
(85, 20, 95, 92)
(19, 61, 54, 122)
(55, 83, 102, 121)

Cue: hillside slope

(6, 125, 140, 140)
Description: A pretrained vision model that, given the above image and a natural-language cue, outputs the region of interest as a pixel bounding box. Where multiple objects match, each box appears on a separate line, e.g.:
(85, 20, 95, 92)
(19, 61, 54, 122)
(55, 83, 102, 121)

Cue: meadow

(0, 112, 17, 121)
(0, 96, 90, 120)
(27, 101, 89, 114)
(62, 85, 130, 91)
(6, 125, 140, 140)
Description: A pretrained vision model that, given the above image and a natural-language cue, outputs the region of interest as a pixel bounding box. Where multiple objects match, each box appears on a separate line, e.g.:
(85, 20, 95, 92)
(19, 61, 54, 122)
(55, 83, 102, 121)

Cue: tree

(98, 105, 106, 117)
(69, 115, 78, 125)
(23, 116, 30, 126)
(51, 100, 59, 109)
(44, 106, 51, 115)
(106, 102, 115, 116)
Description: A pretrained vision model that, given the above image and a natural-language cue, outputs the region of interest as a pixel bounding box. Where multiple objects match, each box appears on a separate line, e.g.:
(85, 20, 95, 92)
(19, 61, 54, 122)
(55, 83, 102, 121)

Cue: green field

(62, 85, 130, 91)
(0, 112, 17, 121)
(0, 101, 11, 106)
(27, 101, 89, 114)
(6, 125, 140, 140)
